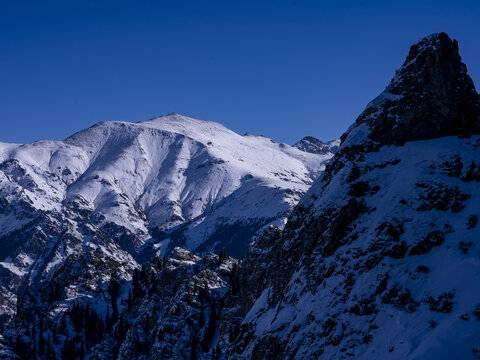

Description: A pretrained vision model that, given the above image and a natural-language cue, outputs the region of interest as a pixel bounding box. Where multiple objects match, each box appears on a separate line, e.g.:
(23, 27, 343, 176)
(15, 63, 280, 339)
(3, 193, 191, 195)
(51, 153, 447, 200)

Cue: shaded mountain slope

(231, 32, 480, 359)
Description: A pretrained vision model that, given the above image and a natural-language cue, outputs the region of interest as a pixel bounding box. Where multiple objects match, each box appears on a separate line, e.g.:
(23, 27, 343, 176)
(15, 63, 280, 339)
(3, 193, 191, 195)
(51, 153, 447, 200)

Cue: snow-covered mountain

(2, 32, 479, 360)
(231, 32, 480, 359)
(0, 113, 331, 258)
(0, 113, 334, 326)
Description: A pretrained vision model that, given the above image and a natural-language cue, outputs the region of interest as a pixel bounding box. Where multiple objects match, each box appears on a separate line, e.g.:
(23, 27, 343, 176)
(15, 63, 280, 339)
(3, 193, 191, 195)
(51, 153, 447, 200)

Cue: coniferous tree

(62, 337, 75, 360)
(199, 281, 210, 302)
(132, 269, 143, 300)
(229, 262, 240, 294)
(127, 289, 133, 309)
(148, 272, 157, 295)
(58, 315, 67, 334)
(106, 305, 111, 333)
(190, 335, 198, 360)
(198, 307, 205, 328)
(31, 324, 36, 350)
(38, 316, 46, 356)
(79, 341, 86, 359)
(108, 272, 120, 316)
(202, 304, 217, 351)
(45, 334, 54, 360)
(116, 315, 129, 342)
(14, 333, 28, 360)
(185, 288, 194, 305)
(140, 265, 148, 282)
(219, 250, 228, 264)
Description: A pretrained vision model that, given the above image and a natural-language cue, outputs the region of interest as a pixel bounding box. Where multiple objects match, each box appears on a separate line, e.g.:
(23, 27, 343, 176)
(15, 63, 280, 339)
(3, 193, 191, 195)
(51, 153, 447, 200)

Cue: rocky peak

(294, 136, 340, 155)
(342, 32, 480, 148)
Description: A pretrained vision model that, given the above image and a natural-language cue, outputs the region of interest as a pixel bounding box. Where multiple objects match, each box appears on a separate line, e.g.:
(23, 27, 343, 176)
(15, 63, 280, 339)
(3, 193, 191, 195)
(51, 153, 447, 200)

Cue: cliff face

(343, 32, 480, 148)
(229, 33, 480, 359)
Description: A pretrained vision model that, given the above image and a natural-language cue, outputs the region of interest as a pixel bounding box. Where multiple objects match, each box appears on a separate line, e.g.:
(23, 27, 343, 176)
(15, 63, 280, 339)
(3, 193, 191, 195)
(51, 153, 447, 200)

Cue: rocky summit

(342, 32, 480, 148)
(0, 33, 479, 360)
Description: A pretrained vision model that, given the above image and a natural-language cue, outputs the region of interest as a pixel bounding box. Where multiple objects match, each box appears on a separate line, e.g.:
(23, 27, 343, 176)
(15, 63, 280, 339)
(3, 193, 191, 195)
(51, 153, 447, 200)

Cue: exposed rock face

(294, 137, 340, 155)
(229, 33, 480, 359)
(5, 247, 241, 360)
(342, 32, 480, 148)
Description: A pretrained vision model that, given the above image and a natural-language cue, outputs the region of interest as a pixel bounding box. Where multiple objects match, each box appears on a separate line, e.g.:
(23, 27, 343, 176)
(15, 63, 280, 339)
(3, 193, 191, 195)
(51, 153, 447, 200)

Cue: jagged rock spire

(342, 32, 480, 147)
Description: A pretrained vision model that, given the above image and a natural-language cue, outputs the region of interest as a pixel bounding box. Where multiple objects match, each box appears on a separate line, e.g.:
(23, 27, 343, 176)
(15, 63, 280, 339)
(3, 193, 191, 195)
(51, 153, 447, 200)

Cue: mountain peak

(388, 32, 462, 95)
(136, 113, 233, 138)
(404, 32, 456, 62)
(342, 32, 480, 148)
(141, 113, 205, 124)
(294, 136, 340, 155)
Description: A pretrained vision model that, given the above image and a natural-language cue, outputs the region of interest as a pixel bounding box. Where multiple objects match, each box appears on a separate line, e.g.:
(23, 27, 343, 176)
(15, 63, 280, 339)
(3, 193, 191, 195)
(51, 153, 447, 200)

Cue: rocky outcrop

(6, 247, 240, 360)
(342, 32, 480, 148)
(294, 137, 340, 155)
(228, 33, 480, 359)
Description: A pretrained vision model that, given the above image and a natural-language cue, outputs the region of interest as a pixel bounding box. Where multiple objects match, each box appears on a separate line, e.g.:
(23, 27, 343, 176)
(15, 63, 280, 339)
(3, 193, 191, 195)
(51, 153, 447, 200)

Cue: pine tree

(38, 316, 46, 356)
(148, 272, 157, 295)
(219, 250, 228, 264)
(185, 288, 194, 305)
(31, 323, 36, 350)
(14, 333, 28, 360)
(62, 337, 75, 360)
(58, 315, 67, 334)
(190, 335, 198, 360)
(140, 265, 148, 282)
(46, 334, 54, 360)
(106, 305, 111, 333)
(132, 269, 143, 300)
(198, 307, 205, 328)
(116, 315, 129, 342)
(199, 280, 210, 302)
(229, 262, 240, 294)
(108, 272, 120, 316)
(202, 304, 217, 351)
(127, 289, 133, 309)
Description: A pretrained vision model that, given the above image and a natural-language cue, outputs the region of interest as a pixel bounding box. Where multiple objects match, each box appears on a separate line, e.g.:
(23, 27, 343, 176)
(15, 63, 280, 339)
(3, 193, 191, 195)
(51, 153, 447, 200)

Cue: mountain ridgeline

(0, 32, 479, 359)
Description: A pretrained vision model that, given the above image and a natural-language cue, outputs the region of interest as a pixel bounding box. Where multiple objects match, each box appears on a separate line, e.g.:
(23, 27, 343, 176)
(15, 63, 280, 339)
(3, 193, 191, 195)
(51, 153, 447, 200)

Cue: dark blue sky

(1, 0, 479, 144)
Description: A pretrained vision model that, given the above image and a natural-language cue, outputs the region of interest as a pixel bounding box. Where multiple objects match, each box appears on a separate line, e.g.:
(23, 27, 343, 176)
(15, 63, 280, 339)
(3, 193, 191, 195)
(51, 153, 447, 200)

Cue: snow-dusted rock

(294, 136, 340, 155)
(230, 32, 480, 359)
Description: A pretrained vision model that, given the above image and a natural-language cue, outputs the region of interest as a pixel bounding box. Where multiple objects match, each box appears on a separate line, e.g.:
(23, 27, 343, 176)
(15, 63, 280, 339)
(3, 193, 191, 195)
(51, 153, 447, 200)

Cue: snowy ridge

(0, 113, 333, 322)
(228, 32, 480, 359)
(62, 113, 330, 256)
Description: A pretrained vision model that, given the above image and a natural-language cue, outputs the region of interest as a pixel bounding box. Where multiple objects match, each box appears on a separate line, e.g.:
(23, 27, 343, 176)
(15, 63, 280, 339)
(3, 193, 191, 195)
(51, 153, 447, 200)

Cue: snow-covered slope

(237, 137, 480, 359)
(2, 113, 330, 258)
(230, 32, 480, 359)
(0, 113, 333, 321)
